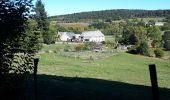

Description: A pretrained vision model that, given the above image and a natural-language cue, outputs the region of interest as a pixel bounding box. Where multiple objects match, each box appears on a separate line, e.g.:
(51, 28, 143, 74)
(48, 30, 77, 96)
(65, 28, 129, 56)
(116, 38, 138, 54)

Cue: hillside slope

(49, 9, 170, 22)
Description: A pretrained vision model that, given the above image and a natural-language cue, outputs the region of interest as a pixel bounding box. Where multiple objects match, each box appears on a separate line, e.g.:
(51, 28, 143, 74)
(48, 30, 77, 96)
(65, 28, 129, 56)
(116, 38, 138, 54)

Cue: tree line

(49, 9, 170, 22)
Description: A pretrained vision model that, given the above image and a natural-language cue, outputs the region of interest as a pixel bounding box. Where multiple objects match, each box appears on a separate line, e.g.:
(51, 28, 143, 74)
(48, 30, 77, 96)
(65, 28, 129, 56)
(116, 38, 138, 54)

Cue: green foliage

(128, 41, 150, 56)
(0, 0, 34, 75)
(161, 22, 170, 31)
(162, 31, 170, 50)
(0, 0, 34, 98)
(105, 40, 115, 48)
(136, 41, 150, 56)
(89, 22, 110, 29)
(24, 19, 43, 52)
(147, 26, 162, 48)
(148, 26, 162, 41)
(102, 23, 123, 43)
(121, 26, 147, 45)
(105, 19, 112, 23)
(35, 0, 52, 44)
(67, 27, 82, 34)
(151, 40, 161, 48)
(154, 48, 164, 58)
(84, 42, 96, 50)
(43, 24, 57, 44)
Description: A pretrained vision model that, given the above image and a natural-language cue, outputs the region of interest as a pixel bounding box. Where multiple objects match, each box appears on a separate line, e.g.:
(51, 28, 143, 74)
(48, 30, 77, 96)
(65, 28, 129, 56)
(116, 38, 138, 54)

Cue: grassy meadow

(23, 43, 170, 100)
(38, 52, 170, 88)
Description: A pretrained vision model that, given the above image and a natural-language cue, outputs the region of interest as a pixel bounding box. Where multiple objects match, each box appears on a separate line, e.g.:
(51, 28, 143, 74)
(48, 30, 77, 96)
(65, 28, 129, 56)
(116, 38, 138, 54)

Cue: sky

(33, 0, 170, 16)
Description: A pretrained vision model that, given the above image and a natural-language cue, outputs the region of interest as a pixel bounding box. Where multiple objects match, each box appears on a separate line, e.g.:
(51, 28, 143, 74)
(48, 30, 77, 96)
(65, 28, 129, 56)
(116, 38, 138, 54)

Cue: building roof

(58, 32, 75, 38)
(81, 30, 104, 37)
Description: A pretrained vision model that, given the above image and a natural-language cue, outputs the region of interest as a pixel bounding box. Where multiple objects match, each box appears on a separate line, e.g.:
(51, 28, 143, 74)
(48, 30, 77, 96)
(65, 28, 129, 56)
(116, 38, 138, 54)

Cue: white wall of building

(89, 36, 105, 42)
(60, 35, 70, 41)
(81, 30, 105, 43)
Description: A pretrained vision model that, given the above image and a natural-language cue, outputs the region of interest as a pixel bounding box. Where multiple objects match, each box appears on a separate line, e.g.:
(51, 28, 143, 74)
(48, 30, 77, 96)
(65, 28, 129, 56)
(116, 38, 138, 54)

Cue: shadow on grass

(20, 74, 170, 100)
(1, 74, 170, 100)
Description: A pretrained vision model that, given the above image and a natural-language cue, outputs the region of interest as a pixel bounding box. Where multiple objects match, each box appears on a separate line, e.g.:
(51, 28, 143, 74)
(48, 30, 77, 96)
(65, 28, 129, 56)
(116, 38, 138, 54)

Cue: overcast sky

(33, 0, 170, 16)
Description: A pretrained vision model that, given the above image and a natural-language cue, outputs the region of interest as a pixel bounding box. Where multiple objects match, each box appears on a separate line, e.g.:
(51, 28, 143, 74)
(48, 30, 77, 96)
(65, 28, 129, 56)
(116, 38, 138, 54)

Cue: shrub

(127, 41, 150, 56)
(154, 48, 164, 58)
(84, 42, 96, 50)
(136, 41, 150, 56)
(105, 40, 115, 47)
(127, 47, 138, 54)
(74, 44, 85, 51)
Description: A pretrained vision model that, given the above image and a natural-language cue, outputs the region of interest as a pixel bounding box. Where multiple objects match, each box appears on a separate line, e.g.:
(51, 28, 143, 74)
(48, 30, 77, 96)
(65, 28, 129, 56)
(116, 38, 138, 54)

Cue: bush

(127, 41, 150, 56)
(84, 42, 96, 50)
(154, 48, 164, 58)
(127, 47, 138, 54)
(74, 44, 85, 51)
(105, 40, 115, 47)
(136, 41, 150, 56)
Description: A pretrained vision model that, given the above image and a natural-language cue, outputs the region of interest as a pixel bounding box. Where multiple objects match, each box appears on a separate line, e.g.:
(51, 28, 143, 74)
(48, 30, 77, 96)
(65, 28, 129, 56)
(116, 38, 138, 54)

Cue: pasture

(23, 43, 170, 100)
(38, 51, 170, 88)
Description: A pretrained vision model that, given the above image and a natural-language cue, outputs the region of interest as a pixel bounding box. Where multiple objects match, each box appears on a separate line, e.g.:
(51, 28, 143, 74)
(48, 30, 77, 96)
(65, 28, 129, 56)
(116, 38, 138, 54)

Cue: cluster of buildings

(58, 30, 105, 43)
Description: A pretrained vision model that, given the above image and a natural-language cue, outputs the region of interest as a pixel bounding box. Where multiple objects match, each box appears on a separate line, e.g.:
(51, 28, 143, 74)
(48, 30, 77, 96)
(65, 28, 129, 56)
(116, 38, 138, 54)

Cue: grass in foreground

(20, 52, 170, 100)
(38, 52, 170, 88)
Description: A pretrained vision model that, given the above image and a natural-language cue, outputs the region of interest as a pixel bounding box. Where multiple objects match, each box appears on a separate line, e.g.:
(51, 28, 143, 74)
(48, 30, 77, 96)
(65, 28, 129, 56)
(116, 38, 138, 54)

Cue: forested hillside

(49, 9, 170, 22)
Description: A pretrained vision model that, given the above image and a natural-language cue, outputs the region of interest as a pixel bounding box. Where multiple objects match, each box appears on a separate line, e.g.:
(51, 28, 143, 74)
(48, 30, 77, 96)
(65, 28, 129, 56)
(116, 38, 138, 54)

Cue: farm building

(80, 30, 105, 42)
(155, 22, 164, 26)
(58, 32, 76, 41)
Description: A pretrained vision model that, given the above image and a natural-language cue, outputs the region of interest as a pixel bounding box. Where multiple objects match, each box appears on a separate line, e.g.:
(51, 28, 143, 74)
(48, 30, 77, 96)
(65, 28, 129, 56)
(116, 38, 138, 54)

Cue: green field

(38, 52, 170, 88)
(27, 43, 170, 100)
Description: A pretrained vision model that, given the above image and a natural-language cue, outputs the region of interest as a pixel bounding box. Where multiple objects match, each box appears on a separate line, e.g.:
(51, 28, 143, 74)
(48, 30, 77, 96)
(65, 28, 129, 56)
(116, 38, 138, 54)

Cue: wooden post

(149, 64, 159, 100)
(34, 58, 39, 100)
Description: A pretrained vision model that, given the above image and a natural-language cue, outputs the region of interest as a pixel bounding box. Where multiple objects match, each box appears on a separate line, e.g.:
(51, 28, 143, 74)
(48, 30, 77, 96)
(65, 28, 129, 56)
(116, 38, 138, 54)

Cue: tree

(0, 0, 34, 99)
(148, 26, 162, 48)
(136, 41, 150, 56)
(0, 0, 34, 75)
(121, 26, 147, 45)
(47, 24, 58, 44)
(35, 0, 50, 44)
(89, 22, 110, 29)
(162, 31, 170, 50)
(24, 19, 43, 52)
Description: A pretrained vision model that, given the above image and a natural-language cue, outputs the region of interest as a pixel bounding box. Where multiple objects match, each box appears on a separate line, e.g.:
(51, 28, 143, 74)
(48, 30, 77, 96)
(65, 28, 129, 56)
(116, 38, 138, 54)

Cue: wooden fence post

(149, 64, 160, 100)
(34, 58, 39, 100)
